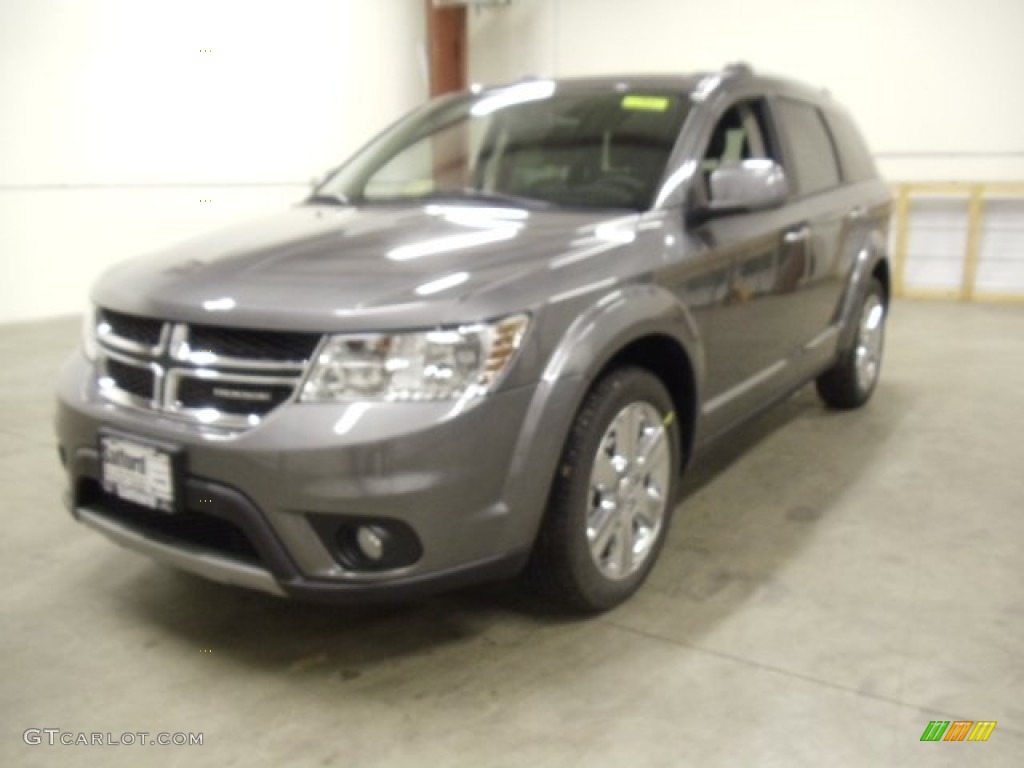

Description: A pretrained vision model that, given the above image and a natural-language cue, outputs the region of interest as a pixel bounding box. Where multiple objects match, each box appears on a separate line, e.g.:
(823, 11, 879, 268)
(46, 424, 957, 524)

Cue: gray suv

(56, 65, 890, 611)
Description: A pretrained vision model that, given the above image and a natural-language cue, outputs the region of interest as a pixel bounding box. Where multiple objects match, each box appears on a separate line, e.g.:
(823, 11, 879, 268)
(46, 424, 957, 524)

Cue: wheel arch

(522, 284, 704, 482)
(836, 228, 891, 353)
(502, 283, 704, 558)
(871, 256, 891, 306)
(591, 334, 698, 470)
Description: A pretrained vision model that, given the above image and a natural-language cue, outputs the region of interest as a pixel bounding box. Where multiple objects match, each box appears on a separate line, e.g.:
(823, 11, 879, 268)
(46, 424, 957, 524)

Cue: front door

(692, 98, 816, 437)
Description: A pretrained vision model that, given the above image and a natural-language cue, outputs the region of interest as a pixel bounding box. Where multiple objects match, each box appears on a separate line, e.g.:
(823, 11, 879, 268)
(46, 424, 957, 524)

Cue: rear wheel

(816, 277, 886, 409)
(527, 367, 680, 612)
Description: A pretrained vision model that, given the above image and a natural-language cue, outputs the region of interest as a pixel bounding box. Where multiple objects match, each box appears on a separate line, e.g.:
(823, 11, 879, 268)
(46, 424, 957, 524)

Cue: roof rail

(723, 61, 754, 77)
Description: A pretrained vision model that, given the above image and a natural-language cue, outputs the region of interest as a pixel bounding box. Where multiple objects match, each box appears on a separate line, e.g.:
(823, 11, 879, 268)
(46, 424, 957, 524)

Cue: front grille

(99, 308, 163, 346)
(176, 376, 295, 415)
(106, 358, 155, 400)
(78, 479, 262, 564)
(187, 324, 321, 363)
(92, 307, 322, 429)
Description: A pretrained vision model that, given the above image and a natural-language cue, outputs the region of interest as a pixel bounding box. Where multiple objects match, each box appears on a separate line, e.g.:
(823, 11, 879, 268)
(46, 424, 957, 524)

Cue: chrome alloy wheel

(854, 294, 885, 392)
(586, 402, 671, 581)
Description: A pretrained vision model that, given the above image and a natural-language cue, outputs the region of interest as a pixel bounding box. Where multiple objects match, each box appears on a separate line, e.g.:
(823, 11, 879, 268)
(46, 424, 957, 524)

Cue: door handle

(783, 225, 810, 245)
(848, 206, 867, 221)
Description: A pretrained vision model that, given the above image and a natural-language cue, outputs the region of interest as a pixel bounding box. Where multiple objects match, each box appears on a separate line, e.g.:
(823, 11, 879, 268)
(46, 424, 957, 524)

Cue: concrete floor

(2, 300, 1022, 767)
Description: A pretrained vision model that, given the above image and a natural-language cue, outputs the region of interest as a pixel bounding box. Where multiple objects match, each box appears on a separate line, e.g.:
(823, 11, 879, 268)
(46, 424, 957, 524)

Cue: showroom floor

(2, 301, 1022, 767)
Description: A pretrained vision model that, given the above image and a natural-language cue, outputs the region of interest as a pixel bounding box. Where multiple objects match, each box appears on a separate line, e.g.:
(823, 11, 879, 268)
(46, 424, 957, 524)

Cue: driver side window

(702, 100, 777, 200)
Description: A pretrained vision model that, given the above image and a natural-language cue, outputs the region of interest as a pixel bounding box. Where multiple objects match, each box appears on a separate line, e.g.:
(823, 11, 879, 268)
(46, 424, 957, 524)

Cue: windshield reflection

(313, 85, 691, 213)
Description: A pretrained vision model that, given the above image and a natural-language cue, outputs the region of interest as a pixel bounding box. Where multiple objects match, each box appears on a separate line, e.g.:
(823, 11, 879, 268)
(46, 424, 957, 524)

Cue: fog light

(356, 525, 386, 561)
(308, 515, 424, 571)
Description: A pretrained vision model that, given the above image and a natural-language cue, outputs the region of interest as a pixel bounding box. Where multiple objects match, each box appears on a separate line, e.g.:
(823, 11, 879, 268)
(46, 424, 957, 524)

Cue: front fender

(500, 283, 703, 542)
(541, 282, 703, 385)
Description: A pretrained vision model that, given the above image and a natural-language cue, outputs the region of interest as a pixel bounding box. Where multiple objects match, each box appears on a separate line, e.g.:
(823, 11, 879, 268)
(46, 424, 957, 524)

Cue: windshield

(314, 82, 691, 211)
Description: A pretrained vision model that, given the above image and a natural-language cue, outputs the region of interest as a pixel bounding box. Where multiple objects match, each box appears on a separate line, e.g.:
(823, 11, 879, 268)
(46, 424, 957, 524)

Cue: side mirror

(706, 159, 788, 216)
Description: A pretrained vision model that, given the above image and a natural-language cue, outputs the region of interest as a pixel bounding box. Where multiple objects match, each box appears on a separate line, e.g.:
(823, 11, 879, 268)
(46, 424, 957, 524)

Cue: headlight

(82, 305, 98, 361)
(300, 314, 529, 402)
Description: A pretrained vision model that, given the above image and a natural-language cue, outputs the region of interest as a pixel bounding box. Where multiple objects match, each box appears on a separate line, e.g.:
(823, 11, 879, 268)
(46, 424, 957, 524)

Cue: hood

(93, 202, 651, 332)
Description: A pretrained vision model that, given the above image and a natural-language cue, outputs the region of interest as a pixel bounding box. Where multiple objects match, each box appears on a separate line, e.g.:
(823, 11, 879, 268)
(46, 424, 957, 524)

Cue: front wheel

(816, 277, 887, 409)
(527, 367, 680, 612)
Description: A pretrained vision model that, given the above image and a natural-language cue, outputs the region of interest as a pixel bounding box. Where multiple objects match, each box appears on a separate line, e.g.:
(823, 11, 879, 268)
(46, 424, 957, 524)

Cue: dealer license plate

(100, 434, 178, 513)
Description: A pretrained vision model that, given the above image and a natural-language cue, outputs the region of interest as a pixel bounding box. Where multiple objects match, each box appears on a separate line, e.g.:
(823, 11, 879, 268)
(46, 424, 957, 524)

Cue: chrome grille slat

(186, 324, 320, 363)
(105, 358, 156, 400)
(96, 308, 169, 356)
(166, 369, 300, 421)
(92, 309, 320, 430)
(98, 349, 163, 411)
(97, 308, 164, 346)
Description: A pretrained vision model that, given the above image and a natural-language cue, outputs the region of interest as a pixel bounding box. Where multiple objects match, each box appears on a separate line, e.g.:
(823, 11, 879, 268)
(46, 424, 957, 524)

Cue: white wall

(0, 0, 427, 323)
(468, 0, 1024, 183)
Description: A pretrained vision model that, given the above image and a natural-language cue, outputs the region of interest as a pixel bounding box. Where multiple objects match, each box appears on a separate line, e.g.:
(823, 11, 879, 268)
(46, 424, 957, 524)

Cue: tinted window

(774, 99, 841, 196)
(824, 108, 878, 183)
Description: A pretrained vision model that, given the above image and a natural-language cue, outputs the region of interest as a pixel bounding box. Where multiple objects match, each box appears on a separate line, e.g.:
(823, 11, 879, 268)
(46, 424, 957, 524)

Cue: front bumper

(56, 351, 573, 601)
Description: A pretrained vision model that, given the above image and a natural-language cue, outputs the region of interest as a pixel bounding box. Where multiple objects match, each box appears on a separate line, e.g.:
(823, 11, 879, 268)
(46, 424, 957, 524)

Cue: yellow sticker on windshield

(622, 95, 670, 112)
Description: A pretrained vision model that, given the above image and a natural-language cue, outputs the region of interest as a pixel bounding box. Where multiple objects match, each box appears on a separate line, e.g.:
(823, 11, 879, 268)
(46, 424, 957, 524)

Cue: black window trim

(821, 106, 879, 185)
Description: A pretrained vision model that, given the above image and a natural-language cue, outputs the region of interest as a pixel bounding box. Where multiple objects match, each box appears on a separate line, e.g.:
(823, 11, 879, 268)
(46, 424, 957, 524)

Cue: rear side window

(773, 99, 841, 196)
(824, 108, 878, 183)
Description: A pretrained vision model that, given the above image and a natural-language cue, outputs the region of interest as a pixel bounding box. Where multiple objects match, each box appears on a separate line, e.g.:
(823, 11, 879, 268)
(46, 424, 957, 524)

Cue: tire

(816, 277, 887, 409)
(527, 367, 681, 612)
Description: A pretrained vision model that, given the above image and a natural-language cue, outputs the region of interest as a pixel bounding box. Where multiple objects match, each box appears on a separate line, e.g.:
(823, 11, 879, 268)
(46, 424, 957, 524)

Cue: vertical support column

(425, 1, 468, 97)
(961, 184, 986, 301)
(892, 184, 912, 299)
